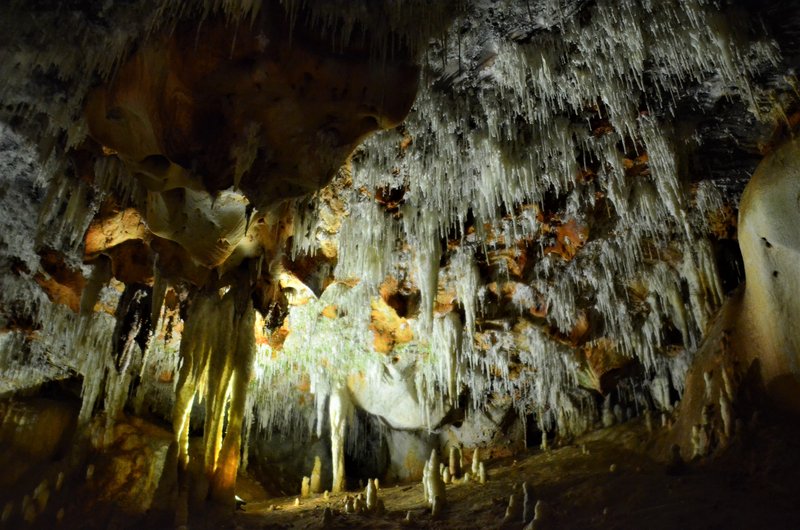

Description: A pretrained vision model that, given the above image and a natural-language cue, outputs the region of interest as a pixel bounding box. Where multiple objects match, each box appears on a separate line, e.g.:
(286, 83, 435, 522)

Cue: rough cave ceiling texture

(1, 0, 800, 522)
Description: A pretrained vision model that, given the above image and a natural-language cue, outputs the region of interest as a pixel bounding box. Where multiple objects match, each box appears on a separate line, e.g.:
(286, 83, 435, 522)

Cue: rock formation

(0, 0, 800, 527)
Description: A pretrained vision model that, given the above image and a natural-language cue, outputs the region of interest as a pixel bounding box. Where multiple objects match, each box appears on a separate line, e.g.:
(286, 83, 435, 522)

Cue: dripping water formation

(2, 0, 800, 528)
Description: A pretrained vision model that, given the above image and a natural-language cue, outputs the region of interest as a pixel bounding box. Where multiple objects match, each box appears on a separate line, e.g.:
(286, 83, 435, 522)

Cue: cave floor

(222, 417, 800, 530)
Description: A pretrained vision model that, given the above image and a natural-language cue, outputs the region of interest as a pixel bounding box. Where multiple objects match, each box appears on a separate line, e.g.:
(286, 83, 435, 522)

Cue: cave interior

(2, 0, 800, 528)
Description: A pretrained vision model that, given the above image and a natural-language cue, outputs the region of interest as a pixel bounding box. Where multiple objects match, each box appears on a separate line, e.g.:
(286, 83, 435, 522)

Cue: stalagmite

(443, 467, 451, 484)
(691, 425, 709, 458)
(449, 445, 461, 478)
(330, 383, 351, 494)
(422, 460, 431, 503)
(523, 481, 534, 524)
(310, 457, 323, 494)
(479, 462, 486, 484)
(425, 449, 446, 506)
(720, 394, 733, 438)
(365, 478, 377, 511)
(23, 497, 36, 523)
(33, 479, 49, 512)
(2, 502, 12, 523)
(523, 500, 547, 530)
(471, 447, 481, 476)
(504, 493, 522, 523)
(301, 476, 311, 498)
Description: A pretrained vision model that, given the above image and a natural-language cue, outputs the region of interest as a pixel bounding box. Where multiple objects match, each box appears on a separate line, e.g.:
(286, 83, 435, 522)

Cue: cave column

(329, 382, 351, 493)
(210, 298, 256, 502)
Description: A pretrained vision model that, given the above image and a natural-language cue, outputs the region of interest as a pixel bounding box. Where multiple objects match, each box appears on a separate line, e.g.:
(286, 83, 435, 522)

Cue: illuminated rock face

(738, 139, 800, 411)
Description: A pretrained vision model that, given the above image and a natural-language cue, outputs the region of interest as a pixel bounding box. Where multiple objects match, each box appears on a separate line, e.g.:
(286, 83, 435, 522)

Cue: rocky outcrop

(737, 138, 800, 412)
(0, 399, 177, 528)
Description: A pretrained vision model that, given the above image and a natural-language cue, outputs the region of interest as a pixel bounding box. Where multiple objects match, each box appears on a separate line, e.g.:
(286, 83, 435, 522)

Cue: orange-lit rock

(579, 338, 633, 394)
(106, 240, 155, 285)
(378, 275, 414, 318)
(268, 323, 290, 351)
(148, 238, 211, 287)
(86, 416, 177, 515)
(434, 286, 457, 314)
(33, 250, 87, 313)
(488, 247, 525, 277)
(487, 281, 547, 317)
(707, 202, 738, 240)
(33, 274, 82, 313)
(370, 297, 413, 354)
(568, 310, 590, 346)
(622, 152, 650, 178)
(544, 218, 589, 261)
(84, 207, 150, 258)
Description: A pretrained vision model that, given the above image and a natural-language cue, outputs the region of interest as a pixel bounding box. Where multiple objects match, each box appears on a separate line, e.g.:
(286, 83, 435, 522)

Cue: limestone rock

(738, 138, 800, 412)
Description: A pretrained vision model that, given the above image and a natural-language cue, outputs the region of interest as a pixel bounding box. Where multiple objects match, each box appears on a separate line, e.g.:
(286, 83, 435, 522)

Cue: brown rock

(84, 7, 419, 209)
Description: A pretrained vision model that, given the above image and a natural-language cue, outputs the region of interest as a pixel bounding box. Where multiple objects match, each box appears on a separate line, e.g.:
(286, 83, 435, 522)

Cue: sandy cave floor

(209, 416, 800, 530)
